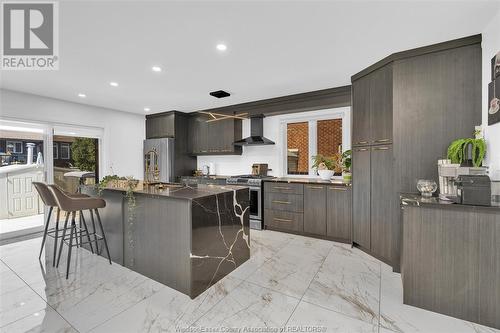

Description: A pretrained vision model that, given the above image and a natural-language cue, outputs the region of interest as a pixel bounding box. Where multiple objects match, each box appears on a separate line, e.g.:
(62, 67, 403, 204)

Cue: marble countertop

(101, 183, 248, 200)
(400, 193, 500, 210)
(263, 177, 351, 187)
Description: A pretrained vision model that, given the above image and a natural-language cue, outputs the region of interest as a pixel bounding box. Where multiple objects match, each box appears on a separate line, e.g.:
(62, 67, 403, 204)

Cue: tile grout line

(282, 243, 336, 329)
(0, 257, 82, 333)
(378, 262, 382, 333)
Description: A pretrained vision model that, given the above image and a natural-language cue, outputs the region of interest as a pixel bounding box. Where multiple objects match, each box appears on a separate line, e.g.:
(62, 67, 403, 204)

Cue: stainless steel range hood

(234, 115, 275, 146)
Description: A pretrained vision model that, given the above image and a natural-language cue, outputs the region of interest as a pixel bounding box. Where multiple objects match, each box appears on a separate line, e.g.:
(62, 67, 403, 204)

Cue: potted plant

(447, 132, 486, 167)
(312, 154, 341, 180)
(341, 149, 352, 181)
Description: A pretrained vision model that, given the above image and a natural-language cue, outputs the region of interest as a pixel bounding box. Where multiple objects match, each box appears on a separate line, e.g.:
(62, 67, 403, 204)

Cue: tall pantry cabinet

(351, 35, 482, 269)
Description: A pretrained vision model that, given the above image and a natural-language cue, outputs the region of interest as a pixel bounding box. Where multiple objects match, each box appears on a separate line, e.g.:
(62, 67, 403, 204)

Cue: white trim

(279, 108, 350, 178)
(53, 142, 58, 159)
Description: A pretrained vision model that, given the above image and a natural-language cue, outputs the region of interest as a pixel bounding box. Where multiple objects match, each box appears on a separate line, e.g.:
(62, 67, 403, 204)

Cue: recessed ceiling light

(144, 107, 151, 112)
(216, 43, 227, 51)
(78, 93, 86, 98)
(109, 82, 119, 87)
(151, 66, 162, 72)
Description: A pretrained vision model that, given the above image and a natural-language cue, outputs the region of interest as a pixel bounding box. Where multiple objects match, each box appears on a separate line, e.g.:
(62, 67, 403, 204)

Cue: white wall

(482, 9, 500, 176)
(197, 107, 351, 177)
(0, 89, 145, 179)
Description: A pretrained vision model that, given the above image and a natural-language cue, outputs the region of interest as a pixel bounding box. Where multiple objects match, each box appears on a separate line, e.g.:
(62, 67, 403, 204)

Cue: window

(60, 143, 70, 160)
(6, 141, 23, 154)
(53, 143, 58, 159)
(282, 109, 348, 177)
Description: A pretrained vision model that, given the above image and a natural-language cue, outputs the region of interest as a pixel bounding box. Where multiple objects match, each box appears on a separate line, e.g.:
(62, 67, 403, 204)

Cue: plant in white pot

(312, 154, 340, 180)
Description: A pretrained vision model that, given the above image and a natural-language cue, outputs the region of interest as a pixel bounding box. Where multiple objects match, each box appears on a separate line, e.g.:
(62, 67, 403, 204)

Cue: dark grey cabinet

(370, 145, 395, 263)
(369, 65, 393, 144)
(326, 186, 351, 242)
(352, 76, 371, 146)
(352, 147, 371, 249)
(146, 113, 175, 139)
(188, 114, 242, 155)
(304, 185, 327, 235)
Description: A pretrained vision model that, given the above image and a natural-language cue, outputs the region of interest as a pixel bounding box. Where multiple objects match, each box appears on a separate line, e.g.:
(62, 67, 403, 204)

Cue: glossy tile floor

(0, 230, 499, 333)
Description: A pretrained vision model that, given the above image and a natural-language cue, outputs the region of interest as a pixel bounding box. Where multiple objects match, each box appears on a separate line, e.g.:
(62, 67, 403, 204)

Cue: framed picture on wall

(492, 51, 500, 80)
(489, 80, 500, 125)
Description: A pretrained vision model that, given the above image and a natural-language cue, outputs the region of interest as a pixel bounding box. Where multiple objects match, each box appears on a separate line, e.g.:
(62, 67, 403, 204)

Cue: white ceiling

(1, 0, 499, 115)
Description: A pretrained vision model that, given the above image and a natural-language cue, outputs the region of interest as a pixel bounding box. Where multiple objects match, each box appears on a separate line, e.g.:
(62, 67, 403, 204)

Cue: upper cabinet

(352, 65, 393, 147)
(146, 113, 176, 139)
(187, 114, 242, 155)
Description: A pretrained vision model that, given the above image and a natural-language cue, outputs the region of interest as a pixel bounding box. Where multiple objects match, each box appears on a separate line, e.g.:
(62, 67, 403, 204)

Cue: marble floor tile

(246, 241, 330, 298)
(193, 281, 300, 330)
(302, 251, 381, 326)
(286, 301, 378, 333)
(0, 283, 48, 328)
(90, 275, 243, 333)
(379, 270, 500, 333)
(0, 263, 27, 296)
(1, 306, 77, 333)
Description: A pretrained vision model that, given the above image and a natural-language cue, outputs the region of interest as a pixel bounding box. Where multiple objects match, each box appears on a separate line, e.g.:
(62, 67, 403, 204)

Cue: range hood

(234, 115, 275, 146)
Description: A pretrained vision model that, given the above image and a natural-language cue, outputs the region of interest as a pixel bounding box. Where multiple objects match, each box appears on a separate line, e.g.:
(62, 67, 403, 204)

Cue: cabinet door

(188, 115, 208, 154)
(370, 145, 394, 263)
(146, 114, 175, 139)
(304, 185, 327, 236)
(352, 147, 371, 248)
(370, 65, 393, 144)
(352, 76, 371, 146)
(326, 186, 352, 242)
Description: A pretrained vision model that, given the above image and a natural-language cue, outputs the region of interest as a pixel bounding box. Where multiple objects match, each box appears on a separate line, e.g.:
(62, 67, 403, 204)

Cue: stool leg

(39, 206, 53, 259)
(80, 210, 94, 254)
(66, 214, 76, 279)
(95, 209, 111, 264)
(89, 209, 99, 254)
(52, 208, 60, 267)
(56, 212, 71, 268)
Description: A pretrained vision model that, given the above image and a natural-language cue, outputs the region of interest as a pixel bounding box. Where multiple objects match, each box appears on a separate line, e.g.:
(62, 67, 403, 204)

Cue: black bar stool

(32, 182, 89, 266)
(47, 185, 111, 278)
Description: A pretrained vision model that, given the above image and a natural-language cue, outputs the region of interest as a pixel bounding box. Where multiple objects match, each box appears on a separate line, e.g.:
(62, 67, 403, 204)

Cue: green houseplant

(312, 154, 342, 180)
(447, 137, 486, 167)
(341, 149, 352, 181)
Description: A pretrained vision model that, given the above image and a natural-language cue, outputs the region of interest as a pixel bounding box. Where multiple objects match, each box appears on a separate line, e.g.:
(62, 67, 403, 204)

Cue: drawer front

(264, 182, 303, 195)
(264, 192, 303, 212)
(264, 209, 304, 232)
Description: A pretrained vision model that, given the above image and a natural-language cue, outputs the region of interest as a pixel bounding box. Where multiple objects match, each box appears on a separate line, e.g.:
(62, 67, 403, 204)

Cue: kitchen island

(82, 183, 250, 298)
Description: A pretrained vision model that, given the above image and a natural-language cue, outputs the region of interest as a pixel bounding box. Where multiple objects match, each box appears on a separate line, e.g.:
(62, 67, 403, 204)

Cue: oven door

(249, 186, 261, 221)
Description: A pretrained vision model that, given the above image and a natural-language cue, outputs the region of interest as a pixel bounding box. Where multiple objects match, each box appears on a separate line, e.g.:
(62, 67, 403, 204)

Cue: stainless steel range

(226, 175, 274, 230)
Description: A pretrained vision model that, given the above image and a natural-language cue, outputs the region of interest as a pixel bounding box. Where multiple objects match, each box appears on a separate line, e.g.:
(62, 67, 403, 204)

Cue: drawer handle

(273, 217, 292, 223)
(329, 187, 347, 191)
(272, 200, 291, 205)
(374, 139, 390, 143)
(356, 141, 368, 145)
(273, 186, 291, 189)
(373, 147, 390, 151)
(356, 148, 369, 152)
(308, 186, 324, 189)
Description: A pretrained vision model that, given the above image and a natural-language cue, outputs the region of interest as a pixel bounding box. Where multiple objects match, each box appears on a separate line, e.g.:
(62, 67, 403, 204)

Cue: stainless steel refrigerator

(144, 138, 174, 183)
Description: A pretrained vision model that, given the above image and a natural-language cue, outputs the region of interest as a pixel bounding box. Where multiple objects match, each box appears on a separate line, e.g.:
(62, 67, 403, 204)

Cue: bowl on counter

(417, 179, 438, 197)
(318, 169, 335, 180)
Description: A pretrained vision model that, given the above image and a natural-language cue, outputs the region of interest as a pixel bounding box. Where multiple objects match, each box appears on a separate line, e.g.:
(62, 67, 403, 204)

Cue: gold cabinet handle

(373, 147, 390, 151)
(272, 200, 291, 205)
(273, 186, 292, 190)
(308, 186, 324, 189)
(374, 139, 390, 143)
(329, 187, 348, 191)
(356, 148, 369, 152)
(273, 217, 292, 223)
(356, 141, 368, 145)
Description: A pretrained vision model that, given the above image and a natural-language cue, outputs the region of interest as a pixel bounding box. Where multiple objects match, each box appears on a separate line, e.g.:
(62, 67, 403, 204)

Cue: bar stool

(32, 182, 89, 266)
(47, 185, 111, 278)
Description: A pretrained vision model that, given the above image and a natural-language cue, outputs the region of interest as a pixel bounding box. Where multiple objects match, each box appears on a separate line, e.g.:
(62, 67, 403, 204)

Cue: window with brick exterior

(287, 122, 309, 175)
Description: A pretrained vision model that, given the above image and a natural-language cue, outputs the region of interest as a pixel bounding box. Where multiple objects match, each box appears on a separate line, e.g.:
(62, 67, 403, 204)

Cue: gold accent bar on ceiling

(199, 111, 248, 122)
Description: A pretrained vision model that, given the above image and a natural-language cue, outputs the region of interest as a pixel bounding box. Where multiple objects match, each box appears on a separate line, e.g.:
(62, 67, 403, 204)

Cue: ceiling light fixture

(144, 107, 151, 112)
(109, 82, 119, 87)
(216, 43, 227, 51)
(78, 93, 86, 98)
(151, 66, 162, 72)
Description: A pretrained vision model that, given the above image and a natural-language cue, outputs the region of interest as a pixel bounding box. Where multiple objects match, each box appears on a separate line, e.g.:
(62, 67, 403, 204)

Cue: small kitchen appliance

(437, 159, 488, 201)
(455, 175, 491, 206)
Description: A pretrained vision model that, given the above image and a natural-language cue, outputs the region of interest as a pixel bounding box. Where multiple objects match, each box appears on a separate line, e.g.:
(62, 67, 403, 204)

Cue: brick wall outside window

(287, 122, 309, 174)
(317, 119, 343, 157)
